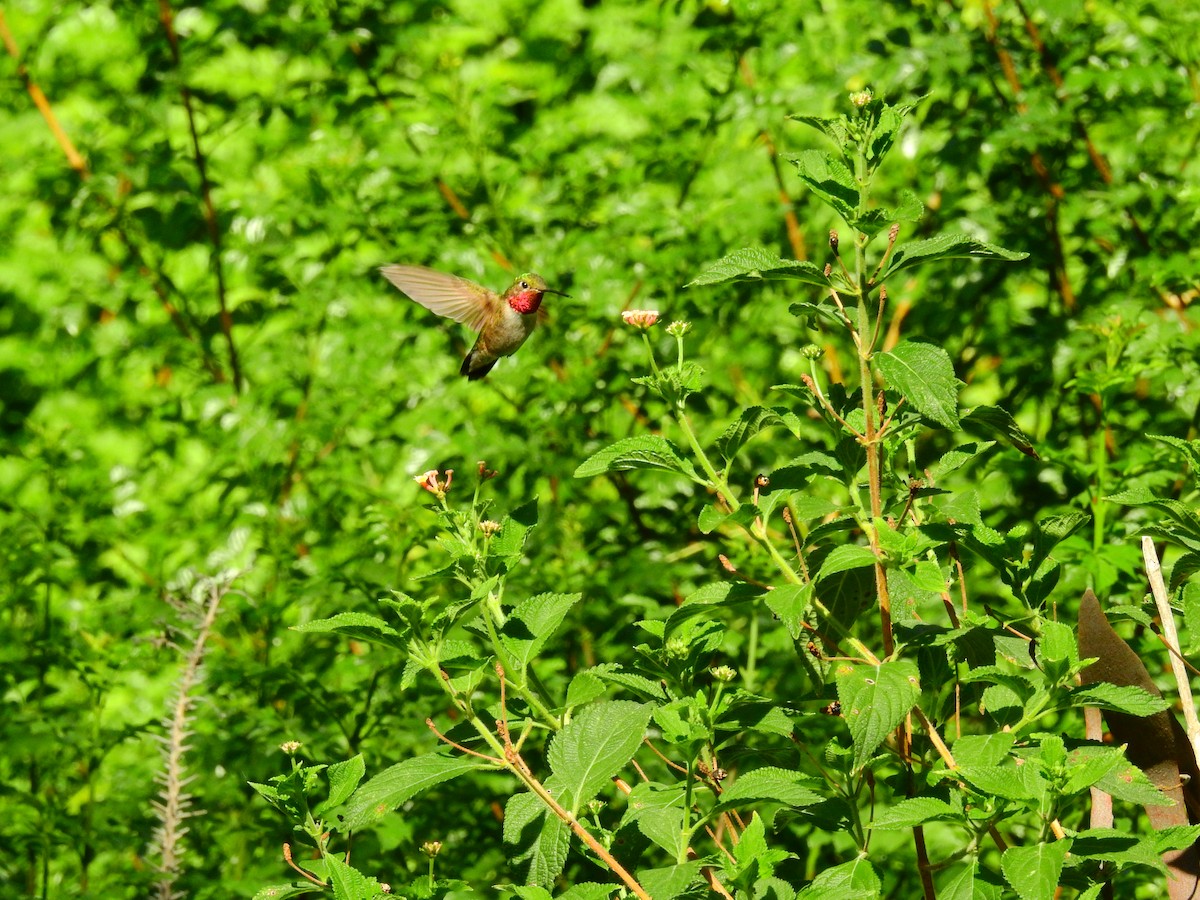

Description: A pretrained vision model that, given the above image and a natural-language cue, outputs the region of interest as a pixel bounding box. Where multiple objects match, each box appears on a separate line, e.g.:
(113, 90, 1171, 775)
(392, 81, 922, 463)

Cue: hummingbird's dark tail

(461, 349, 496, 380)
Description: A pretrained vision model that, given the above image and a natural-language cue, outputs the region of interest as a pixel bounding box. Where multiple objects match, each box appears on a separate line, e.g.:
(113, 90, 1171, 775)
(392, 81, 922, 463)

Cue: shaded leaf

(881, 234, 1028, 281)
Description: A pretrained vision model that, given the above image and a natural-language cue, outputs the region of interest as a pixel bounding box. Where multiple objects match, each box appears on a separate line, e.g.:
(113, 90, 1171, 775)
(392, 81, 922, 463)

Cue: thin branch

(0, 11, 88, 176)
(158, 0, 243, 392)
(1142, 537, 1200, 765)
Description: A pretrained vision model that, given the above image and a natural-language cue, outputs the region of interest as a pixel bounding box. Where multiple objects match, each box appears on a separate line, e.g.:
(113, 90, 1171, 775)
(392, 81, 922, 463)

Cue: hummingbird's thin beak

(544, 288, 571, 298)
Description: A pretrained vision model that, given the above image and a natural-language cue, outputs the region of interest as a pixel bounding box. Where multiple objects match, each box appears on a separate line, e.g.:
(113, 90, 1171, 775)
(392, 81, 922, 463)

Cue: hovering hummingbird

(379, 265, 569, 380)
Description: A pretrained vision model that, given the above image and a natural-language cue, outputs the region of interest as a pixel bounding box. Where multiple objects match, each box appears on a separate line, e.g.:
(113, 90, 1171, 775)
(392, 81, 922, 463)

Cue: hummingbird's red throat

(507, 290, 542, 315)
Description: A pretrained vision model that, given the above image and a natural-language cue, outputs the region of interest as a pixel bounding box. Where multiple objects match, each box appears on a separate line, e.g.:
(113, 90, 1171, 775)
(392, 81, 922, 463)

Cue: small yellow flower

(479, 520, 501, 537)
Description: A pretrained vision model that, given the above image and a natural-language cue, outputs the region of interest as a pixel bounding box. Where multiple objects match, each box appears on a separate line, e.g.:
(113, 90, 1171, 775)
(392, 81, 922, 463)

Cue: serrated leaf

(586, 664, 670, 700)
(314, 755, 366, 816)
(817, 544, 878, 580)
(933, 442, 996, 477)
(765, 582, 813, 639)
(1070, 683, 1170, 717)
(697, 502, 759, 534)
(715, 406, 799, 463)
(490, 497, 539, 563)
(836, 660, 921, 769)
(790, 149, 860, 221)
(574, 435, 699, 481)
(636, 862, 705, 900)
(938, 858, 1004, 900)
(947, 733, 1016, 768)
(713, 766, 824, 812)
(881, 234, 1028, 281)
(871, 796, 958, 829)
(1150, 433, 1200, 478)
(1106, 489, 1200, 547)
(686, 246, 831, 288)
(555, 884, 621, 900)
(500, 592, 582, 673)
(251, 884, 317, 900)
(961, 405, 1038, 458)
(326, 854, 389, 900)
(547, 700, 650, 813)
(505, 790, 570, 888)
(877, 341, 960, 430)
(1000, 839, 1070, 900)
(795, 857, 882, 899)
(959, 765, 1034, 801)
(292, 612, 408, 650)
(340, 753, 488, 831)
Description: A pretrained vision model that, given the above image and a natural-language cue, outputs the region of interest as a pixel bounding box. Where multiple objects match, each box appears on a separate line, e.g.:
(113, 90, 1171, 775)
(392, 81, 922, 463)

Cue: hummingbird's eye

(520, 280, 529, 289)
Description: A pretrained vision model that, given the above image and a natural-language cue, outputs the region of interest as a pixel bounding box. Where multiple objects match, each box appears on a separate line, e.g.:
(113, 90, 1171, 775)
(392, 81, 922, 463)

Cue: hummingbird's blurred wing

(379, 265, 498, 333)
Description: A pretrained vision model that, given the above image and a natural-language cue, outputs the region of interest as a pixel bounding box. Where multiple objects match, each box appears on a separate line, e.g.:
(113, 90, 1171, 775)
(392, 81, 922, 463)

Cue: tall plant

(252, 94, 1191, 900)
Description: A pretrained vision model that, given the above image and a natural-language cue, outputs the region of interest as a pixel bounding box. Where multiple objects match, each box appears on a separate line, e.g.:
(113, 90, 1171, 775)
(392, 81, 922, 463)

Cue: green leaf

(933, 442, 996, 478)
(713, 767, 824, 812)
(251, 885, 318, 900)
(959, 765, 1034, 801)
(340, 753, 489, 831)
(574, 435, 700, 481)
(620, 782, 688, 857)
(871, 796, 958, 830)
(961, 405, 1039, 458)
(555, 885, 622, 900)
(877, 341, 960, 430)
(314, 755, 366, 816)
(292, 612, 408, 650)
(547, 700, 650, 813)
(765, 583, 813, 639)
(881, 234, 1028, 281)
(1000, 839, 1070, 900)
(686, 246, 831, 288)
(715, 406, 798, 463)
(697, 502, 759, 534)
(504, 790, 570, 888)
(490, 497, 539, 563)
(500, 592, 582, 673)
(938, 858, 1004, 900)
(326, 855, 389, 900)
(636, 862, 705, 900)
(1070, 683, 1170, 716)
(1150, 433, 1200, 478)
(1106, 488, 1200, 547)
(835, 659, 921, 769)
(789, 150, 860, 222)
(795, 857, 882, 899)
(817, 544, 878, 580)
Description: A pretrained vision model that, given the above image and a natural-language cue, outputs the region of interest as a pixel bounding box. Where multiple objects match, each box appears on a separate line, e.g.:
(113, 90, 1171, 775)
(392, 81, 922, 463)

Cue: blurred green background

(2, 0, 1198, 895)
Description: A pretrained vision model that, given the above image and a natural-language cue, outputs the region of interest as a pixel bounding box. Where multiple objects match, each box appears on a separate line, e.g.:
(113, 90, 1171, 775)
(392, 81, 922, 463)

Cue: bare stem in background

(158, 0, 243, 392)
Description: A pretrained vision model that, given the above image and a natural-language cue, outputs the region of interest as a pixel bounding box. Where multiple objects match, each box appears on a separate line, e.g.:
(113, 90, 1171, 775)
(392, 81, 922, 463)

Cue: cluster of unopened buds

(414, 468, 453, 499)
(622, 309, 659, 329)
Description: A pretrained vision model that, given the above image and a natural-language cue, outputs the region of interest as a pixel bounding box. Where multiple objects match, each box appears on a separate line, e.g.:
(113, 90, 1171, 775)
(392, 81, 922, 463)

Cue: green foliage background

(2, 0, 1198, 896)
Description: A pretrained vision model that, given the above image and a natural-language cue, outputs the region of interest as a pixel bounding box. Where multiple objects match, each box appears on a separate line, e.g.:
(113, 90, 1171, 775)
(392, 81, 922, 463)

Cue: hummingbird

(379, 265, 569, 380)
